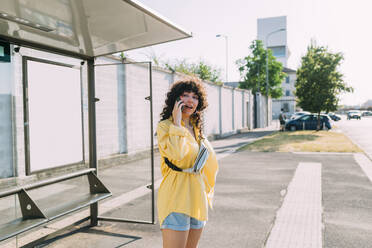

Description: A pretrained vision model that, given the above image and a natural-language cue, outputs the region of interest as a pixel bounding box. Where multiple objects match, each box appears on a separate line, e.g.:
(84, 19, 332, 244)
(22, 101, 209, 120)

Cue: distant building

(272, 67, 296, 117)
(362, 99, 372, 108)
(257, 16, 288, 67)
(257, 16, 297, 118)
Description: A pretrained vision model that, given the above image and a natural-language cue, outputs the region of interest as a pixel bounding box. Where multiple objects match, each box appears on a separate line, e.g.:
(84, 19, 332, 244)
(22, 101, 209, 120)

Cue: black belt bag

(164, 140, 209, 174)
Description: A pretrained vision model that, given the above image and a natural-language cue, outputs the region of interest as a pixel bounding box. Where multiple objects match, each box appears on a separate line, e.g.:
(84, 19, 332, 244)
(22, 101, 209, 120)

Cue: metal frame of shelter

(0, 39, 156, 225)
(21, 55, 86, 175)
(94, 60, 156, 225)
(0, 0, 192, 243)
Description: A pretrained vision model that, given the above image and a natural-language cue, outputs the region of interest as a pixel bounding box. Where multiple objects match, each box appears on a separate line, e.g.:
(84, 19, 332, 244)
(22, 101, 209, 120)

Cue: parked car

(285, 114, 332, 131)
(347, 110, 361, 120)
(290, 111, 311, 120)
(362, 111, 372, 116)
(328, 112, 341, 121)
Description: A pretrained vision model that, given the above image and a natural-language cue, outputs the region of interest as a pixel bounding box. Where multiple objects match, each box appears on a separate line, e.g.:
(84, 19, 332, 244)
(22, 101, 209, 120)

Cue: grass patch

(239, 130, 363, 153)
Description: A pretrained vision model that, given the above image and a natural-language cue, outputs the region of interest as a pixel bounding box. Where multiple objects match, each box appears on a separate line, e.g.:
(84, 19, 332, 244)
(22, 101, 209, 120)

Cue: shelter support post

(87, 58, 98, 226)
(149, 62, 155, 224)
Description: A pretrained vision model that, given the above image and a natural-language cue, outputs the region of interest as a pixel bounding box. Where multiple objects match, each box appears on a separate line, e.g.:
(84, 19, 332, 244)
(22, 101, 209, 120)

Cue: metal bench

(0, 168, 111, 242)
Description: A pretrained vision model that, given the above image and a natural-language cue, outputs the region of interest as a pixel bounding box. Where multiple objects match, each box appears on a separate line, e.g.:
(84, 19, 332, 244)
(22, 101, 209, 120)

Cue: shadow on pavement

(213, 130, 276, 151)
(22, 223, 142, 248)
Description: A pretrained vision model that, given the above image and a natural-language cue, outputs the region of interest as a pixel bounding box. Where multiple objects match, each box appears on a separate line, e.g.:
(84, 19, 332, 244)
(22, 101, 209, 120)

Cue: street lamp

(265, 28, 285, 126)
(216, 34, 228, 82)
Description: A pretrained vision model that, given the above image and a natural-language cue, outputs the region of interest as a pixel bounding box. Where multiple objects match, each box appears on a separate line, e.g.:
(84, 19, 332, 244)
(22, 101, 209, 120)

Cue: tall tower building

(257, 16, 297, 118)
(257, 16, 288, 67)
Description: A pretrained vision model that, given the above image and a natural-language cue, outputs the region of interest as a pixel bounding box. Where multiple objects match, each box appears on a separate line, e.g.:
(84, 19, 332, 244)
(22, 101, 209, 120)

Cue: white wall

(234, 90, 243, 130)
(95, 59, 253, 156)
(220, 87, 233, 134)
(242, 91, 253, 129)
(95, 60, 121, 158)
(2, 51, 253, 180)
(151, 68, 174, 143)
(126, 63, 153, 154)
(203, 82, 220, 136)
(262, 95, 268, 127)
(0, 51, 14, 178)
(0, 94, 13, 178)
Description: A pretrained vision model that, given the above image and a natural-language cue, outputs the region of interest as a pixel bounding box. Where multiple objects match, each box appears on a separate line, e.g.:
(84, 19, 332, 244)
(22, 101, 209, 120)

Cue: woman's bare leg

(185, 228, 203, 248)
(162, 229, 189, 248)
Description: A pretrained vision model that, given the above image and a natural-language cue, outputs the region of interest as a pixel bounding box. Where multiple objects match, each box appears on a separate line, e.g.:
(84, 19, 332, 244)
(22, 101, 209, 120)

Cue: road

(336, 115, 372, 160)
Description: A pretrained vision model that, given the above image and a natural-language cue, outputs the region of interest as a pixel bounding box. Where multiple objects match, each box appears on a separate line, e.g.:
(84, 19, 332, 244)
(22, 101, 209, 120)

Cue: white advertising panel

(27, 60, 83, 172)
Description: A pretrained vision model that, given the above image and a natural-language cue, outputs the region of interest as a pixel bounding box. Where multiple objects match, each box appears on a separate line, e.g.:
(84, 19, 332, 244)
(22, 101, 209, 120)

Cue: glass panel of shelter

(0, 46, 156, 246)
(0, 47, 90, 246)
(94, 60, 155, 224)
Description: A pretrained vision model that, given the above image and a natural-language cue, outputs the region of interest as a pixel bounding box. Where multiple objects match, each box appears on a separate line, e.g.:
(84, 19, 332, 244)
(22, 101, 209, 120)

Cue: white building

(272, 67, 296, 118)
(257, 16, 297, 118)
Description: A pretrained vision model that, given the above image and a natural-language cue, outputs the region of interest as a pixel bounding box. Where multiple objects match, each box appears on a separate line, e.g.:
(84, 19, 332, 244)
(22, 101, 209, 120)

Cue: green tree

(165, 59, 194, 75)
(236, 40, 286, 98)
(119, 52, 127, 61)
(142, 48, 222, 83)
(192, 61, 221, 82)
(165, 59, 222, 83)
(296, 41, 353, 129)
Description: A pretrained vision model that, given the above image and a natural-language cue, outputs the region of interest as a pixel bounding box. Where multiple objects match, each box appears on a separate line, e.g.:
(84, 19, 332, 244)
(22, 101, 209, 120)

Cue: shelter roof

(0, 0, 191, 58)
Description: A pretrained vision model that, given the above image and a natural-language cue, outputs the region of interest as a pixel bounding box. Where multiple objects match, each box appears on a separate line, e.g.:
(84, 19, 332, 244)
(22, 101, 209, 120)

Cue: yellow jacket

(156, 118, 219, 226)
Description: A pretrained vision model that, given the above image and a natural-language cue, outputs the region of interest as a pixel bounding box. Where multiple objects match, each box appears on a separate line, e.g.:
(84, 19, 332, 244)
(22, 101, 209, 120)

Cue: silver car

(347, 111, 361, 120)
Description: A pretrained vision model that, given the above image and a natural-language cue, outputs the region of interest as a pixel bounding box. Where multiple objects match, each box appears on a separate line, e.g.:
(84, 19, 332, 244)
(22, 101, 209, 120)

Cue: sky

(126, 0, 372, 106)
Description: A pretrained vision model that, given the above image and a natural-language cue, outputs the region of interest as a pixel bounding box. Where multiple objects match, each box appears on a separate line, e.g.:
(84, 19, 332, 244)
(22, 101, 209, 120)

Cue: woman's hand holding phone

(172, 97, 184, 126)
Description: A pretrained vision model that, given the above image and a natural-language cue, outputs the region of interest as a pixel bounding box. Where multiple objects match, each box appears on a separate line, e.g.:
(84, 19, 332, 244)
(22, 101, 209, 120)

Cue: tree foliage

(165, 59, 222, 83)
(141, 48, 222, 82)
(296, 42, 353, 114)
(236, 40, 286, 98)
(140, 48, 222, 82)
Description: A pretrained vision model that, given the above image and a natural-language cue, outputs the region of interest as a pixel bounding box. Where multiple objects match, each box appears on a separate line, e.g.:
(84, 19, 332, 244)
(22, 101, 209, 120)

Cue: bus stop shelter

(0, 0, 191, 245)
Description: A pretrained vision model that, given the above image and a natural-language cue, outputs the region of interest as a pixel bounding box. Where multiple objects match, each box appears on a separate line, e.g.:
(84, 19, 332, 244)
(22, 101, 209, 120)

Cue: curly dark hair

(160, 79, 208, 136)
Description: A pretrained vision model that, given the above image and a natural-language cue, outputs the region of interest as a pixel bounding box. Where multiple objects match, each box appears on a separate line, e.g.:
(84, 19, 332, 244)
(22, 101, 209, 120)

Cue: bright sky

(127, 0, 372, 106)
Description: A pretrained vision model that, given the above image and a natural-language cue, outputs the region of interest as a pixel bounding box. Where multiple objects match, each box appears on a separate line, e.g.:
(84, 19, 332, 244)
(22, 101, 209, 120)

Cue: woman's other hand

(172, 97, 184, 126)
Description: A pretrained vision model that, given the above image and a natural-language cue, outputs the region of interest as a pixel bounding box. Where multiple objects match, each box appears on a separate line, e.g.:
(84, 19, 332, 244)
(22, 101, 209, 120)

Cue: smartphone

(176, 97, 184, 111)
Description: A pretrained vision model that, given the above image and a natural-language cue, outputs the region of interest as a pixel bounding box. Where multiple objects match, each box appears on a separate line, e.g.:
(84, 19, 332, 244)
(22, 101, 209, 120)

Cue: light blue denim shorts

(160, 212, 206, 231)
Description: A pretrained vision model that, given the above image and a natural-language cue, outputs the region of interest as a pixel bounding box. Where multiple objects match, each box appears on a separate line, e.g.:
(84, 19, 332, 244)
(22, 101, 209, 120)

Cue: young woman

(157, 79, 219, 248)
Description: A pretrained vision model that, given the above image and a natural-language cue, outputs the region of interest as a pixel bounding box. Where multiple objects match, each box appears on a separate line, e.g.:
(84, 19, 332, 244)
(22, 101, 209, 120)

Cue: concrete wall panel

(203, 83, 220, 137)
(126, 63, 152, 153)
(2, 49, 255, 182)
(221, 87, 233, 134)
(234, 91, 243, 130)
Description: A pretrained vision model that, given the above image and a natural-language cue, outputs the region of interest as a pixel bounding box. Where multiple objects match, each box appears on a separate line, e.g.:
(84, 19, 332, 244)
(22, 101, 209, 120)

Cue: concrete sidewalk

(5, 120, 372, 248)
(29, 149, 372, 248)
(1, 122, 278, 248)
